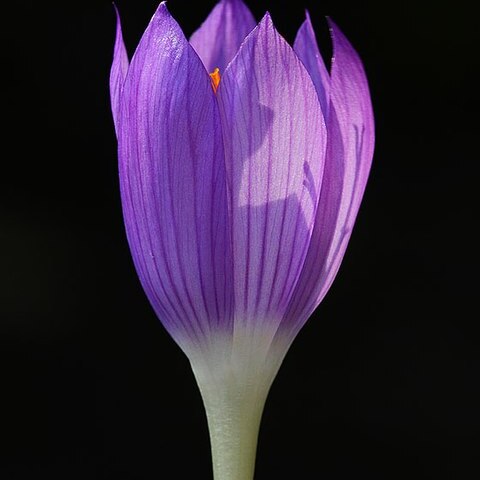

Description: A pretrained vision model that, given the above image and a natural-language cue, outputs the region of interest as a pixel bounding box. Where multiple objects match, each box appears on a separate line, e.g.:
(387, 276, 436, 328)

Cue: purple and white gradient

(110, 1, 374, 478)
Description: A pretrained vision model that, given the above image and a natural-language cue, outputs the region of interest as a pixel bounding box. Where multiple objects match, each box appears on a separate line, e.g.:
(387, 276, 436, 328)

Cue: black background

(2, 0, 478, 478)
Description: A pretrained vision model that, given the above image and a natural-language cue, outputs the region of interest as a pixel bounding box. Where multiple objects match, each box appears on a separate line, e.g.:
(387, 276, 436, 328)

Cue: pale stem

(188, 328, 290, 480)
(199, 380, 269, 480)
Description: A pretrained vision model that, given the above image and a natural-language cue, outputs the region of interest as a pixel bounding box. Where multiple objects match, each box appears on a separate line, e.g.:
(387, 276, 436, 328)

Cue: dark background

(2, 0, 478, 478)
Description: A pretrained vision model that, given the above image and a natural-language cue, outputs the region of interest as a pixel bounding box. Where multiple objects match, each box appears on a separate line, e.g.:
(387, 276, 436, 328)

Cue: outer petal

(216, 14, 327, 336)
(118, 3, 232, 352)
(109, 4, 129, 135)
(190, 0, 256, 73)
(281, 19, 375, 341)
(293, 11, 330, 120)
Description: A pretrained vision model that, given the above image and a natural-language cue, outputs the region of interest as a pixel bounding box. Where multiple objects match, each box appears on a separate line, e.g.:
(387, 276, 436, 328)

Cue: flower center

(209, 67, 221, 93)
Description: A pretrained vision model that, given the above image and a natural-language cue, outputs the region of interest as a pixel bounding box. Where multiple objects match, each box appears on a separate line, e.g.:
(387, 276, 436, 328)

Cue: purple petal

(190, 0, 256, 73)
(281, 19, 375, 341)
(118, 3, 232, 350)
(293, 11, 330, 120)
(216, 14, 327, 332)
(109, 4, 129, 135)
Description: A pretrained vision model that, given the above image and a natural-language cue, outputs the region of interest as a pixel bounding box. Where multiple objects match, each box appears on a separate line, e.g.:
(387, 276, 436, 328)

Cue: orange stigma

(209, 67, 221, 93)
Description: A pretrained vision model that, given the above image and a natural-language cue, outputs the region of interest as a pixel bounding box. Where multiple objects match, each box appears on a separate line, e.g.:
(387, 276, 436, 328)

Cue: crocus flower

(110, 1, 374, 478)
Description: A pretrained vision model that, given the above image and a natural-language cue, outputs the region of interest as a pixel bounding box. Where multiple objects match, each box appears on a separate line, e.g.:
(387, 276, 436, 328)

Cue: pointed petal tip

(112, 2, 121, 23)
(326, 16, 335, 33)
(233, 11, 276, 49)
(109, 0, 129, 135)
(253, 11, 281, 40)
(259, 11, 274, 28)
(326, 17, 343, 40)
(297, 9, 313, 37)
(148, 1, 185, 37)
(156, 1, 169, 15)
(326, 18, 363, 65)
(151, 1, 171, 22)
